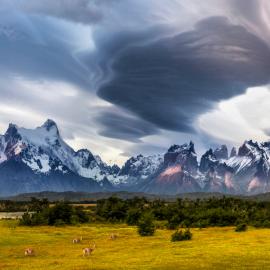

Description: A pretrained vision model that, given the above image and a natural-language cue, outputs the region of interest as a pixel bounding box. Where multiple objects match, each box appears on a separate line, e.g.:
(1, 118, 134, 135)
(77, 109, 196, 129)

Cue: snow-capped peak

(4, 120, 270, 195)
(0, 120, 119, 181)
(41, 119, 59, 133)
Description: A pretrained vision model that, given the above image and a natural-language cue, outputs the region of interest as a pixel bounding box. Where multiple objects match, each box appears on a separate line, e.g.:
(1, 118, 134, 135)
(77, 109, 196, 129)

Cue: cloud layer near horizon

(1, 0, 270, 164)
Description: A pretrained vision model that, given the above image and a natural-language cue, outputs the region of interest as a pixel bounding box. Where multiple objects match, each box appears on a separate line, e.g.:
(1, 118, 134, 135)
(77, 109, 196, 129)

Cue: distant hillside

(0, 191, 240, 202)
(2, 191, 173, 202)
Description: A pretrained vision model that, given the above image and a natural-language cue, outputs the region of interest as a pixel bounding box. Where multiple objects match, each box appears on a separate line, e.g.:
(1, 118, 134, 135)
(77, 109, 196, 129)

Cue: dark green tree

(137, 212, 155, 236)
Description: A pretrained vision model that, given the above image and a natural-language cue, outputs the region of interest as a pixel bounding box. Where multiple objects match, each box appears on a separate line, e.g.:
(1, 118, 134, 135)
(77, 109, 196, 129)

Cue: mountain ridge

(1, 120, 270, 196)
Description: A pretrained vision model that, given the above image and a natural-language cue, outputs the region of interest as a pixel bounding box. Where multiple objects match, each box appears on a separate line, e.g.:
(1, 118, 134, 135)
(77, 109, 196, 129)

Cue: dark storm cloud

(95, 110, 159, 142)
(98, 16, 270, 133)
(2, 0, 270, 151)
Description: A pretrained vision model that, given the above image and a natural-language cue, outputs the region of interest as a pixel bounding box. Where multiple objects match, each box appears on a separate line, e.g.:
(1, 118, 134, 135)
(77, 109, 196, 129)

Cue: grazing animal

(72, 236, 83, 244)
(110, 233, 118, 240)
(24, 248, 35, 256)
(82, 243, 96, 257)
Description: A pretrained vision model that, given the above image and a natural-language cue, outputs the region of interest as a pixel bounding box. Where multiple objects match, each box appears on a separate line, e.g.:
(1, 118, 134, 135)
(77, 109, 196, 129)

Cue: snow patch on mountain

(0, 120, 120, 183)
(3, 119, 270, 195)
(225, 156, 253, 173)
(117, 154, 163, 185)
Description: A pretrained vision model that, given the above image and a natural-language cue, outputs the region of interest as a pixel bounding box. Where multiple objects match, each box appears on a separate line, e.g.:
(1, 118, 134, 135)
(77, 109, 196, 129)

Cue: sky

(1, 0, 270, 165)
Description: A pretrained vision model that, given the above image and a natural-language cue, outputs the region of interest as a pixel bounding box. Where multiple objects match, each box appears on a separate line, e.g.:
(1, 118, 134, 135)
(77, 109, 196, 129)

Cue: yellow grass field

(1, 221, 270, 270)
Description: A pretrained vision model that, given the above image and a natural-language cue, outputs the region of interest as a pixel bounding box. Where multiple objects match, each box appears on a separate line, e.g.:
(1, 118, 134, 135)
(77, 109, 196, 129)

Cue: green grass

(1, 221, 270, 269)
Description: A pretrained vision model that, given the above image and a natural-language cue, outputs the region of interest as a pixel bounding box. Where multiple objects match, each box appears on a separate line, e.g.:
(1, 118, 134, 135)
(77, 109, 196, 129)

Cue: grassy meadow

(1, 221, 270, 269)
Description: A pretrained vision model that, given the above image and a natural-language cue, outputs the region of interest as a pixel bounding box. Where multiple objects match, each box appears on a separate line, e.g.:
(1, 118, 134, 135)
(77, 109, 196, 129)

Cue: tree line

(6, 195, 270, 230)
(94, 196, 270, 229)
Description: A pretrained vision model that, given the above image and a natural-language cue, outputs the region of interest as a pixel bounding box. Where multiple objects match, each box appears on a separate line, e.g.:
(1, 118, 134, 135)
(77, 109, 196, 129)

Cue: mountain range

(0, 119, 270, 196)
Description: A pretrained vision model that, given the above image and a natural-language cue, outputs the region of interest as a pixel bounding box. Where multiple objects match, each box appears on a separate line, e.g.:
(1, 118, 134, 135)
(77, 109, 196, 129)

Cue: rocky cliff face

(138, 140, 270, 195)
(2, 120, 270, 196)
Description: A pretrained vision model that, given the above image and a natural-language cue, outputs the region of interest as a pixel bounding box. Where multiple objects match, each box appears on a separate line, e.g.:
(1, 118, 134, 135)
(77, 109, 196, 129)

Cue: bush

(95, 197, 127, 222)
(261, 220, 270, 228)
(171, 229, 192, 242)
(167, 215, 181, 230)
(48, 202, 73, 225)
(235, 223, 247, 232)
(74, 207, 89, 223)
(29, 212, 48, 226)
(54, 219, 66, 227)
(126, 208, 142, 225)
(19, 212, 32, 226)
(137, 213, 155, 236)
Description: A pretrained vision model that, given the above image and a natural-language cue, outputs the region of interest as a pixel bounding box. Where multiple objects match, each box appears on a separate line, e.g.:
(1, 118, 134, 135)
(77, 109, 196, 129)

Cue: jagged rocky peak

(3, 123, 24, 159)
(75, 149, 96, 168)
(41, 119, 59, 134)
(199, 149, 218, 173)
(262, 141, 270, 149)
(213, 145, 228, 160)
(238, 140, 262, 159)
(230, 147, 237, 158)
(0, 120, 120, 183)
(164, 142, 197, 173)
(119, 154, 163, 178)
(5, 119, 270, 196)
(167, 141, 195, 154)
(165, 142, 195, 163)
(254, 157, 270, 178)
(4, 119, 62, 149)
(93, 154, 119, 173)
(109, 164, 121, 175)
(4, 123, 20, 141)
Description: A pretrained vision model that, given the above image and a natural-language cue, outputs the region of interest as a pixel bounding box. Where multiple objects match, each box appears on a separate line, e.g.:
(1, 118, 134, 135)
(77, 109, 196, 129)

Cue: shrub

(95, 197, 127, 222)
(235, 223, 247, 232)
(74, 207, 89, 223)
(167, 215, 181, 230)
(48, 202, 73, 225)
(261, 220, 270, 228)
(19, 212, 32, 226)
(29, 212, 48, 226)
(54, 219, 66, 227)
(137, 213, 155, 236)
(126, 208, 142, 225)
(171, 229, 192, 242)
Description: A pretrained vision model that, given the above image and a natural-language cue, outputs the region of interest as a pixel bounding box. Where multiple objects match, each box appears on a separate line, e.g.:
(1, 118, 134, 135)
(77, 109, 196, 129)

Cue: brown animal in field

(24, 248, 35, 256)
(109, 233, 118, 240)
(72, 236, 83, 244)
(82, 243, 96, 256)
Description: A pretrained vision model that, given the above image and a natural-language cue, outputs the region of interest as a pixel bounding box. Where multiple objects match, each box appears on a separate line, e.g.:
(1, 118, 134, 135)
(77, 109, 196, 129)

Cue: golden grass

(1, 221, 270, 269)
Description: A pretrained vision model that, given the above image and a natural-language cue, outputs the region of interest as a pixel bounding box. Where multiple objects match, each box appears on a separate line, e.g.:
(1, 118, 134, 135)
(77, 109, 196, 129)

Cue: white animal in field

(72, 236, 83, 244)
(82, 243, 96, 256)
(24, 248, 35, 256)
(110, 233, 118, 240)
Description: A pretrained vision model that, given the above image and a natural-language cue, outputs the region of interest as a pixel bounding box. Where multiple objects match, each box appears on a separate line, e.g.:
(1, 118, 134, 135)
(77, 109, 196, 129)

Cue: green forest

(4, 196, 270, 230)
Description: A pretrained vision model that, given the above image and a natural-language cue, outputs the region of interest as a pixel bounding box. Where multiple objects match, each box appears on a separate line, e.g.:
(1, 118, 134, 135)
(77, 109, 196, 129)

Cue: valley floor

(0, 221, 270, 269)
